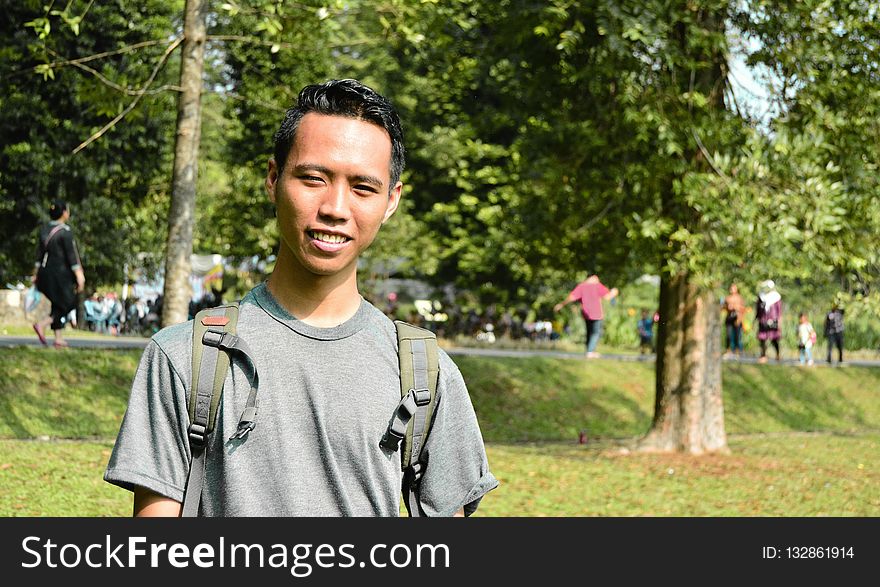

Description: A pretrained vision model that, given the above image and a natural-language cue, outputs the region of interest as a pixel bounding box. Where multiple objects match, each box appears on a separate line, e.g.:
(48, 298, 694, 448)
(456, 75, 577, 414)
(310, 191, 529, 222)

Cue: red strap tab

(201, 316, 229, 326)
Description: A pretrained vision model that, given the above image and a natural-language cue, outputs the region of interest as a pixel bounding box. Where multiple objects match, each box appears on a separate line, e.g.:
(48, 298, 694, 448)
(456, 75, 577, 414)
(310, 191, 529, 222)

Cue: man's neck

(266, 255, 362, 328)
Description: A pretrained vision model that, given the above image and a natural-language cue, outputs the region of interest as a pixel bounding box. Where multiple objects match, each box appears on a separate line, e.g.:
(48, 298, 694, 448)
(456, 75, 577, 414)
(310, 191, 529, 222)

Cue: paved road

(2, 334, 877, 368)
(440, 346, 879, 368)
(0, 335, 150, 350)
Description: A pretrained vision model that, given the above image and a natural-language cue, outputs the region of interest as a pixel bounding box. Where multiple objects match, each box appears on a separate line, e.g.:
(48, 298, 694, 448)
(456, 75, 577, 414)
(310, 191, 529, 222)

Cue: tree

(0, 0, 180, 289)
(161, 0, 207, 327)
(386, 0, 880, 453)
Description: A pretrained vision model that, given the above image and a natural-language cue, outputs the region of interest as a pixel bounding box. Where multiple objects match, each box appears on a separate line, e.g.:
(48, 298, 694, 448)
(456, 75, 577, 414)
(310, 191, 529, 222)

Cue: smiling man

(104, 79, 497, 517)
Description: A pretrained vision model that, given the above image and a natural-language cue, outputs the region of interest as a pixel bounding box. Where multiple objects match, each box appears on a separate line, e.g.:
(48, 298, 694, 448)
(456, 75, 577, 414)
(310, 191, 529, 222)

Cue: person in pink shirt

(554, 274, 619, 358)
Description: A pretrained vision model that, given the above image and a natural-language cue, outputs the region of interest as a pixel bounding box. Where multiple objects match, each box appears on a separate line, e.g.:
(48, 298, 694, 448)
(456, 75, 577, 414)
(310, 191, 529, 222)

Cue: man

(637, 309, 654, 355)
(105, 79, 497, 516)
(824, 300, 845, 364)
(32, 200, 85, 348)
(553, 274, 619, 358)
(723, 283, 746, 358)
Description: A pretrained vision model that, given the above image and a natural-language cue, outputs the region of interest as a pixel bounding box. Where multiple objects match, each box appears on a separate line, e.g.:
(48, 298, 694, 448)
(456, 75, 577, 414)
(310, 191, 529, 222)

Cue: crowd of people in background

(723, 279, 846, 366)
(67, 286, 224, 338)
(373, 273, 849, 367)
(31, 268, 852, 367)
(80, 292, 163, 336)
(26, 198, 852, 366)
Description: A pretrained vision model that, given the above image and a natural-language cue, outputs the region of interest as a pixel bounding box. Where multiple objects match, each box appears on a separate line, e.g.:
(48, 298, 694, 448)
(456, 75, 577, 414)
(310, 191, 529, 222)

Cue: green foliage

(365, 0, 880, 324)
(3, 0, 878, 330)
(0, 0, 181, 287)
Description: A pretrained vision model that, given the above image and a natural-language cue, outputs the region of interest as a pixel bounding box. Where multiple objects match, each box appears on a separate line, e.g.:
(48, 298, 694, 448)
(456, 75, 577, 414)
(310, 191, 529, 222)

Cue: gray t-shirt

(105, 283, 497, 516)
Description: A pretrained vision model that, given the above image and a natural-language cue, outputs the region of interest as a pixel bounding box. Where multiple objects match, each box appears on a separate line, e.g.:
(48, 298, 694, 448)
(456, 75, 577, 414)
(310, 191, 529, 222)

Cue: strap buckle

(380, 427, 405, 451)
(411, 387, 431, 406)
(202, 330, 226, 348)
(188, 423, 207, 447)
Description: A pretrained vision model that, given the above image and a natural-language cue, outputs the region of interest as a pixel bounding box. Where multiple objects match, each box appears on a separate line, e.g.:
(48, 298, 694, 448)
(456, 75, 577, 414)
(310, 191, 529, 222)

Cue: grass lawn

(480, 433, 878, 516)
(0, 439, 127, 517)
(0, 347, 877, 516)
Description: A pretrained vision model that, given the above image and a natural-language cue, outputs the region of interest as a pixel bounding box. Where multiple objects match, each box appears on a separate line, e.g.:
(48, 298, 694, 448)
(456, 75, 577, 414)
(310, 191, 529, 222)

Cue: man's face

(266, 113, 402, 279)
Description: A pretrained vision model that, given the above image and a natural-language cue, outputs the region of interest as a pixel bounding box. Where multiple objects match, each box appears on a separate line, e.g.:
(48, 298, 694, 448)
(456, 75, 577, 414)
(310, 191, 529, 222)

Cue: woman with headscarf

(31, 200, 86, 348)
(755, 279, 782, 363)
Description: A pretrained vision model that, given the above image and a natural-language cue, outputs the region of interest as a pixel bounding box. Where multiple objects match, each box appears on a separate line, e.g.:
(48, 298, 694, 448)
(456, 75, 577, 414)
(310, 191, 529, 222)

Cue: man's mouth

(307, 230, 350, 244)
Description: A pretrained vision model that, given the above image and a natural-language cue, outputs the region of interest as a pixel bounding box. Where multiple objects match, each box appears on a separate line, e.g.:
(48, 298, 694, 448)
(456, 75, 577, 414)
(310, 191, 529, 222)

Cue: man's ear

(382, 181, 403, 224)
(266, 158, 279, 205)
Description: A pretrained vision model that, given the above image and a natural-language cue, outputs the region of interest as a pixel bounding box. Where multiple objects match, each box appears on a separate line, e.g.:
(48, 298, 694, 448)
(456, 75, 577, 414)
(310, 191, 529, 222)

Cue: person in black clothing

(824, 302, 845, 364)
(31, 200, 86, 348)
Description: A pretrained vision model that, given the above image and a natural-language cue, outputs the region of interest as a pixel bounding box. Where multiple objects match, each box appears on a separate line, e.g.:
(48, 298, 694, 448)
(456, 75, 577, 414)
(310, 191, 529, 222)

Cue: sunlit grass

(478, 433, 878, 516)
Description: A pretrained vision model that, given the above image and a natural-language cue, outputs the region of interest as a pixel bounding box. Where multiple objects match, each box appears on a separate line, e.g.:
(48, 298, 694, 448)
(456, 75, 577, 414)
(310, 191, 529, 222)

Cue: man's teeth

(310, 231, 347, 244)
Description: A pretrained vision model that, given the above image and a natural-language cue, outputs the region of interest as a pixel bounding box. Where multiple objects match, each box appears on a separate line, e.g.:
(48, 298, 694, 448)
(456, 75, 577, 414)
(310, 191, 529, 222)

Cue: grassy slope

(0, 347, 877, 516)
(3, 348, 878, 440)
(0, 347, 139, 438)
(454, 355, 880, 442)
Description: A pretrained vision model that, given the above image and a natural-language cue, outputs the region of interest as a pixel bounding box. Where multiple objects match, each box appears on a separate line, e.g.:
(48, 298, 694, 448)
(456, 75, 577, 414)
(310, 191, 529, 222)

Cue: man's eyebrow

(292, 163, 333, 177)
(350, 174, 385, 188)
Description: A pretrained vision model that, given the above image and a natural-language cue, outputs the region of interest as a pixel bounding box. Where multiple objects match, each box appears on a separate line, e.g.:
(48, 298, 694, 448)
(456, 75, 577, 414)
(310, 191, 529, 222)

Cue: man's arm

(73, 267, 86, 292)
(553, 291, 578, 313)
(133, 487, 182, 517)
(603, 287, 619, 301)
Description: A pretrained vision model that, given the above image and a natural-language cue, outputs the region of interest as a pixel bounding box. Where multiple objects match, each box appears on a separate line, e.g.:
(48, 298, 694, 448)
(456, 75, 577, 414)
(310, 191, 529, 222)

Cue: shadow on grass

(723, 363, 880, 433)
(457, 355, 654, 442)
(459, 355, 880, 444)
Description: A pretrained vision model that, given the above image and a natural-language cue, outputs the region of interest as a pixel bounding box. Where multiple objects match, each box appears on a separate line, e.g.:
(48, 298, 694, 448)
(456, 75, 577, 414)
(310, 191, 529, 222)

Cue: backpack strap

(380, 321, 440, 517)
(182, 302, 260, 517)
(39, 224, 66, 267)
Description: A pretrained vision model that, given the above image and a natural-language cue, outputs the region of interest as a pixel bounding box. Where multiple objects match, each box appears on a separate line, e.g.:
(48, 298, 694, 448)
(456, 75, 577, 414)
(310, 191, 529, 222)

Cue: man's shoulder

(149, 319, 196, 361)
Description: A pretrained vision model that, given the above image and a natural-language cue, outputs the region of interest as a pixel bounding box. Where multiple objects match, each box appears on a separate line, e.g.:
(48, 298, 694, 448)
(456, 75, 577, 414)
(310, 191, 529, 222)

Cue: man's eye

(300, 175, 324, 183)
(354, 184, 378, 193)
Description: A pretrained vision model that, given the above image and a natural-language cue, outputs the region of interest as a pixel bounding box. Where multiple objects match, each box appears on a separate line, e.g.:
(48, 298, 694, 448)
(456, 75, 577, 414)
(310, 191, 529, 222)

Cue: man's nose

(317, 181, 352, 221)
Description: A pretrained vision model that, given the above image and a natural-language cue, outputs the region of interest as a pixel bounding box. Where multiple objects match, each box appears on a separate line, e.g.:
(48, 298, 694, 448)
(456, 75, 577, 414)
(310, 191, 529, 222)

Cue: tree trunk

(637, 3, 730, 454)
(161, 0, 207, 327)
(639, 271, 728, 454)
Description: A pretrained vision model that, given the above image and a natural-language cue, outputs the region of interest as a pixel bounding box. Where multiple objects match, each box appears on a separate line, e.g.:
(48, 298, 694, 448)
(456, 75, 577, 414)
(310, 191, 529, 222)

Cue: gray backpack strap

(182, 302, 260, 517)
(380, 321, 440, 517)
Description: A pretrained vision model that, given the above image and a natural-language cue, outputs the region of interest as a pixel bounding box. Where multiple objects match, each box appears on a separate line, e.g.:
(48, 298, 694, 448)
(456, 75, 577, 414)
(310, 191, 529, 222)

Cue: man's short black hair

(272, 79, 405, 188)
(49, 199, 67, 220)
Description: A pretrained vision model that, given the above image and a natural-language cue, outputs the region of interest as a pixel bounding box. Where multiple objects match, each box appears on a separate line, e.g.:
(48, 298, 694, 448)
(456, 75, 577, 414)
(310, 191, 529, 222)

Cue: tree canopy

(3, 0, 877, 308)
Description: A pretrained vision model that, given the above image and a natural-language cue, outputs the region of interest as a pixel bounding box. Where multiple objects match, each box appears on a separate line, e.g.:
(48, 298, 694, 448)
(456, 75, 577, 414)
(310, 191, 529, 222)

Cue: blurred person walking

(31, 200, 85, 348)
(824, 300, 845, 364)
(755, 279, 782, 363)
(797, 312, 816, 366)
(723, 283, 746, 358)
(554, 274, 619, 358)
(637, 309, 654, 354)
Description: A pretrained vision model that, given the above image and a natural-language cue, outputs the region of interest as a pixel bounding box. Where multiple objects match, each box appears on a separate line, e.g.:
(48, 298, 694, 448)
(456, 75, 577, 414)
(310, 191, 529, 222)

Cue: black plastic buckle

(380, 428, 404, 452)
(188, 423, 207, 447)
(202, 330, 225, 348)
(411, 387, 431, 406)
